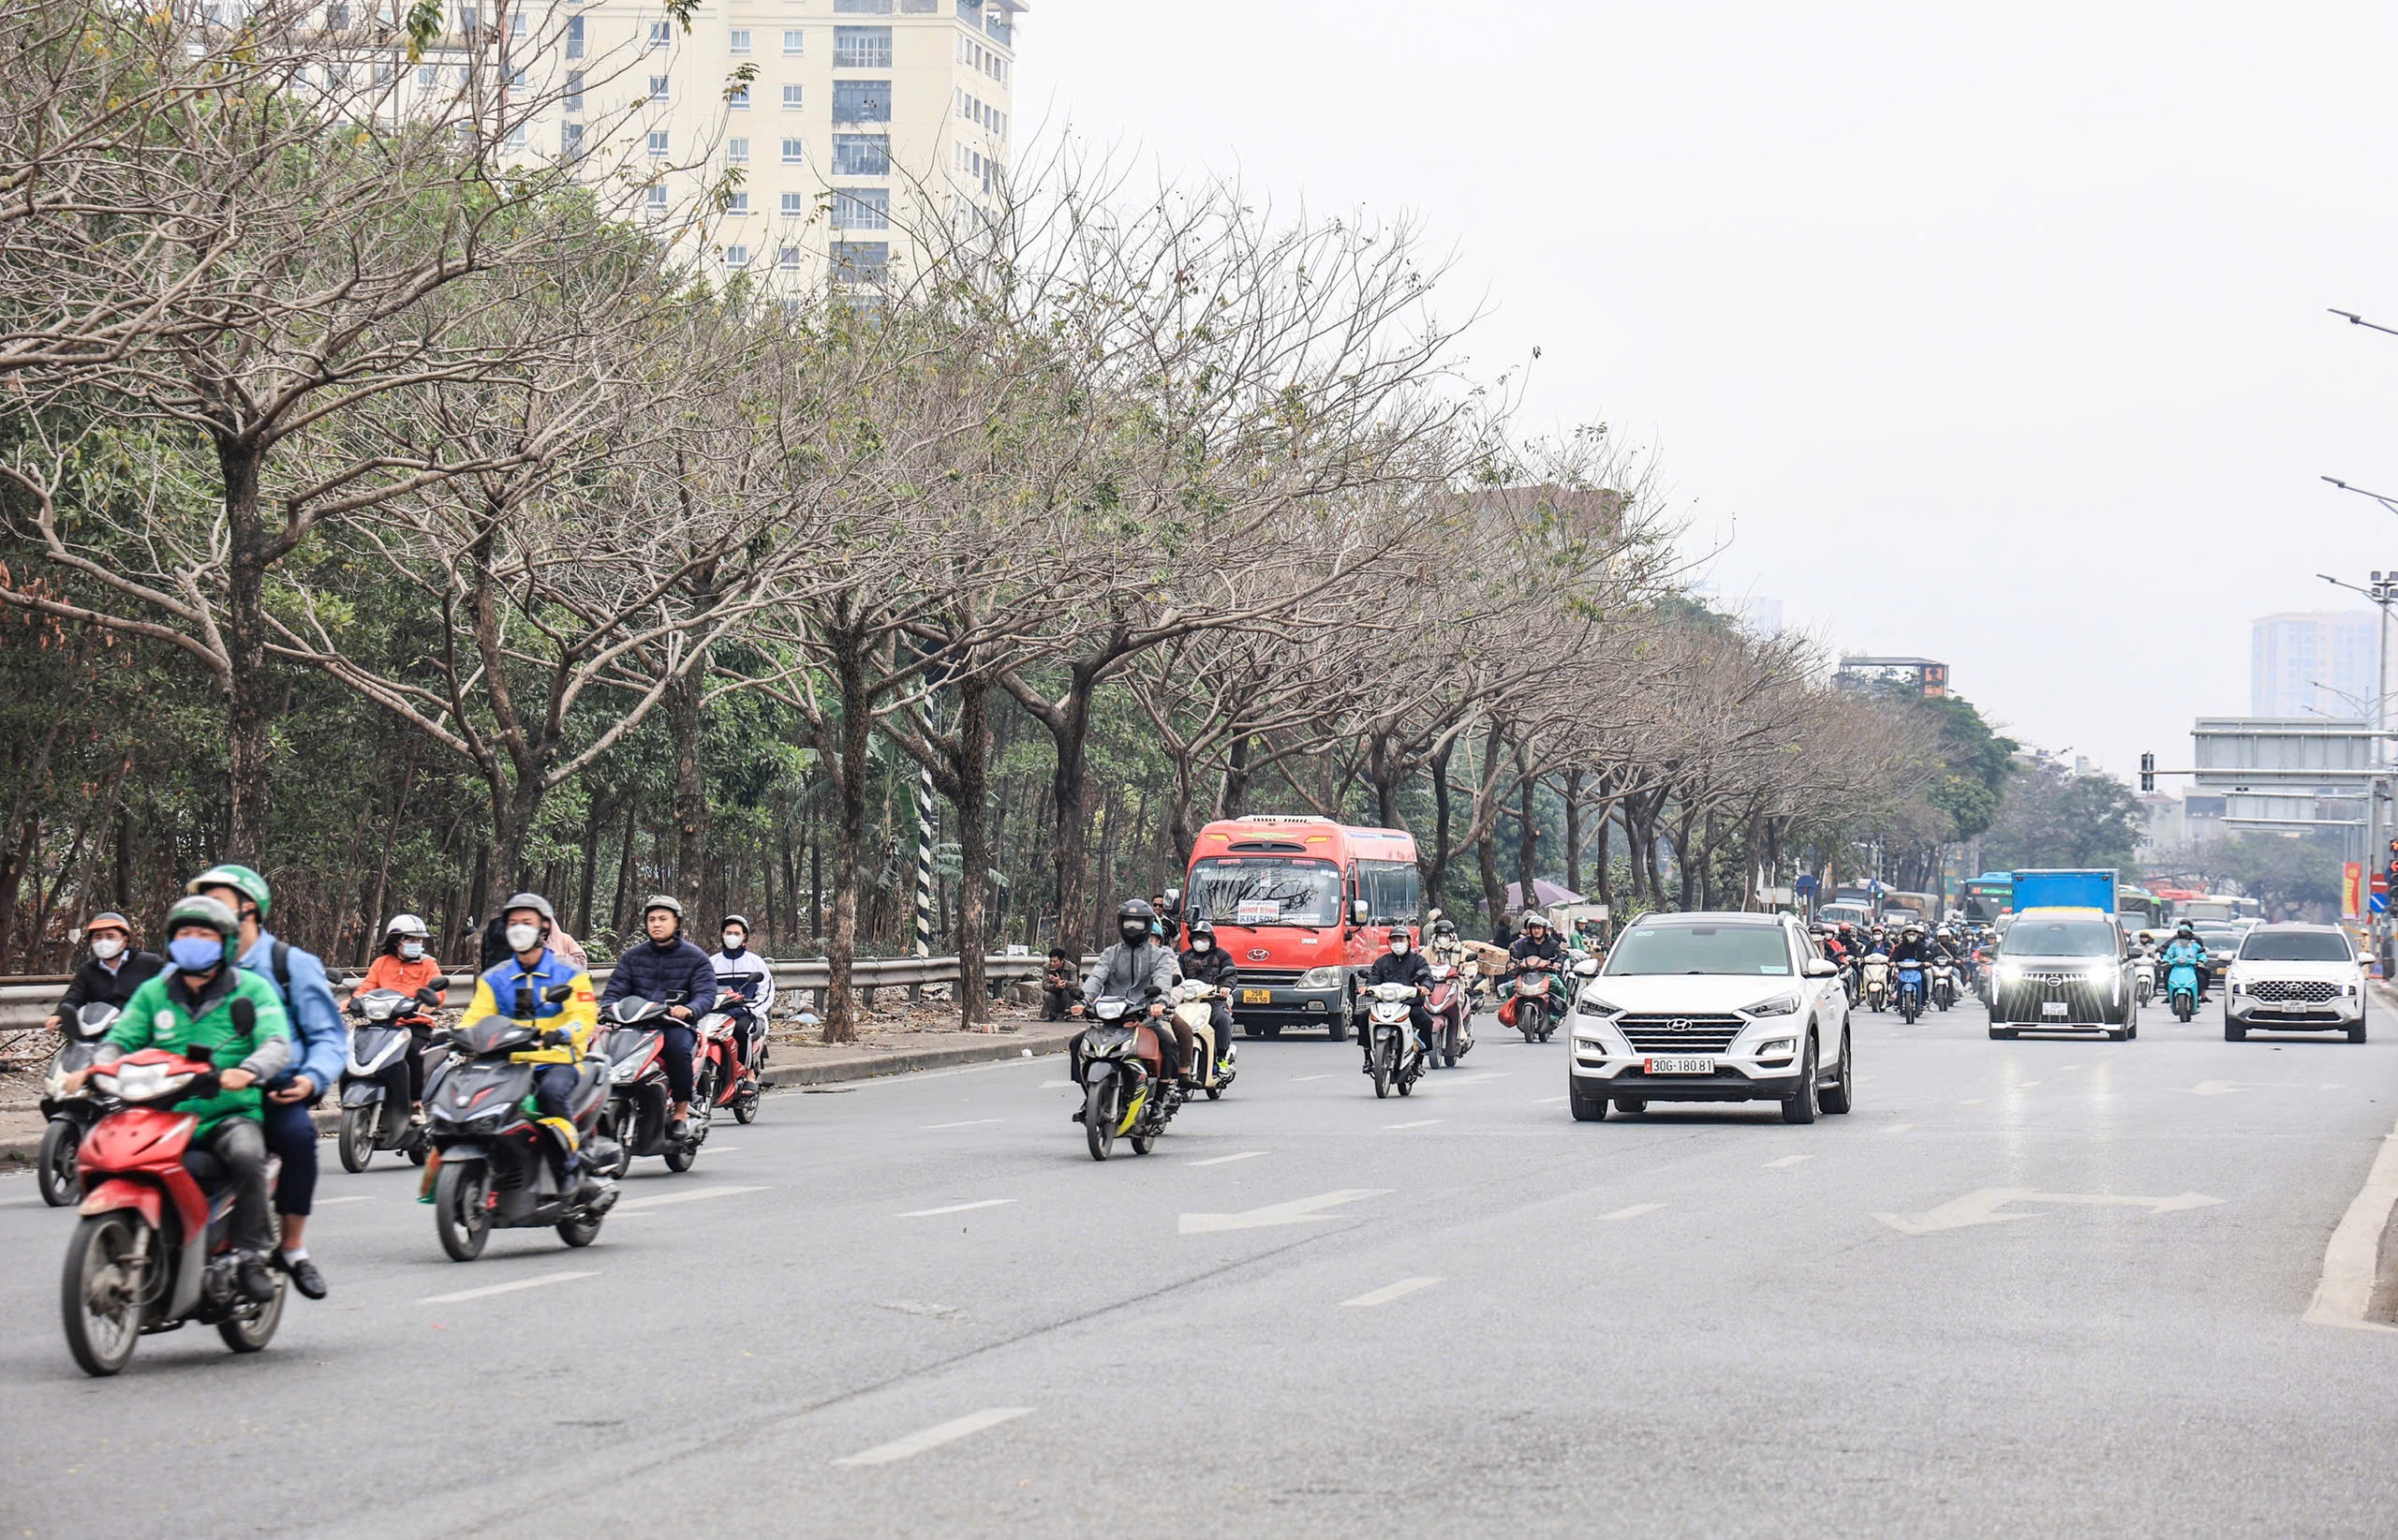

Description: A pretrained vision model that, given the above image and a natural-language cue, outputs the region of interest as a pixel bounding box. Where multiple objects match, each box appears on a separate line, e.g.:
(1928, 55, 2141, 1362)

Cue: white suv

(1567, 912, 1854, 1124)
(2222, 924, 2366, 1044)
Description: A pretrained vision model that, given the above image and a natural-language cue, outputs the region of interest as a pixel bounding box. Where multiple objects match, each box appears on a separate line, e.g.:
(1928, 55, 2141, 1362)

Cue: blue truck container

(2010, 869, 2118, 912)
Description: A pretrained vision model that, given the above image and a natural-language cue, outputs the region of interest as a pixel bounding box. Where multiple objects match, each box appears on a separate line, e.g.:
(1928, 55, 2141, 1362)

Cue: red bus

(1181, 815, 1420, 1041)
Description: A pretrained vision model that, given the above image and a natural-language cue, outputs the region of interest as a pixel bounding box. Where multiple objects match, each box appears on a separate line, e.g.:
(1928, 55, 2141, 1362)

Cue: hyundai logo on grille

(1670, 1018, 1692, 1033)
(1247, 948, 1269, 962)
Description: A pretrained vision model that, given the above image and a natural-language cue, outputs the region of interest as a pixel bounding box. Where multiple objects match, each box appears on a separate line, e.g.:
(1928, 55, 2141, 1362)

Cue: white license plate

(1644, 1055, 1715, 1075)
(2041, 1001, 2070, 1017)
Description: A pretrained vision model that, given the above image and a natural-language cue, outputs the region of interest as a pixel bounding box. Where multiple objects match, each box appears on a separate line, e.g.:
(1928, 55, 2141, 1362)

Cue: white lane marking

(1181, 1188, 1389, 1236)
(1884, 1124, 1917, 1135)
(2058, 1063, 2080, 1071)
(1340, 1276, 1441, 1309)
(1875, 1188, 2223, 1236)
(1039, 1079, 1073, 1089)
(420, 1270, 596, 1305)
(1291, 1074, 1332, 1083)
(1600, 1203, 1664, 1222)
(314, 1194, 373, 1206)
(1443, 1072, 1512, 1086)
(2019, 1081, 2042, 1088)
(1960, 1098, 1985, 1106)
(922, 1118, 1000, 1131)
(2307, 1111, 2398, 1333)
(1384, 1118, 1443, 1131)
(1763, 1154, 1812, 1170)
(2183, 1080, 2242, 1097)
(2322, 1083, 2347, 1090)
(1186, 1150, 1269, 1167)
(897, 1198, 1016, 1219)
(1533, 1095, 1568, 1104)
(834, 1407, 1034, 1467)
(614, 1185, 763, 1214)
(878, 1299, 960, 1318)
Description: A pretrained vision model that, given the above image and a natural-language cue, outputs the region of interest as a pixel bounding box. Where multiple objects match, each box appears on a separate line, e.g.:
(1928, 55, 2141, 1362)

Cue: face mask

(399, 940, 424, 961)
(169, 936, 223, 973)
(506, 923, 541, 954)
(89, 935, 125, 961)
(722, 934, 745, 954)
(1390, 939, 1411, 955)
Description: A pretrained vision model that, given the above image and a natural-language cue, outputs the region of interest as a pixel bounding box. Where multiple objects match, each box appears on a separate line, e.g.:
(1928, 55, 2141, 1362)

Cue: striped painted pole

(912, 761, 936, 958)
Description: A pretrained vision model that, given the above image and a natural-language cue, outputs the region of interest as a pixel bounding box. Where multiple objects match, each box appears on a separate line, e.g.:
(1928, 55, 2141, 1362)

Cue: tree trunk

(1673, 805, 1697, 911)
(359, 751, 417, 965)
(1475, 822, 1508, 940)
(1592, 803, 1615, 917)
(670, 659, 709, 916)
(1515, 769, 1539, 913)
(218, 439, 274, 858)
(819, 626, 874, 1044)
(1422, 736, 1456, 907)
(951, 674, 993, 1028)
(572, 796, 605, 939)
(1562, 769, 1583, 895)
(1043, 665, 1101, 954)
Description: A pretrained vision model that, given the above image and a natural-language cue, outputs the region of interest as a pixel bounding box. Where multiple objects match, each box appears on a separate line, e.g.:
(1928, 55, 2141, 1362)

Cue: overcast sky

(1016, 0, 2398, 782)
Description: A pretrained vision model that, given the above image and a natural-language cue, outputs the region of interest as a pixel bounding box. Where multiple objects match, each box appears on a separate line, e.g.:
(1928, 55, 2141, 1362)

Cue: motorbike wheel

(434, 1162, 492, 1262)
(663, 1138, 696, 1174)
(1083, 1082, 1117, 1162)
(337, 1104, 377, 1174)
(1901, 999, 1919, 1026)
(407, 1141, 429, 1168)
(557, 1209, 604, 1248)
(1397, 1057, 1416, 1096)
(216, 1276, 286, 1355)
(1371, 1041, 1393, 1099)
(61, 1211, 147, 1376)
(37, 1118, 81, 1207)
(733, 1085, 761, 1124)
(1205, 1085, 1222, 1101)
(1518, 1001, 1541, 1044)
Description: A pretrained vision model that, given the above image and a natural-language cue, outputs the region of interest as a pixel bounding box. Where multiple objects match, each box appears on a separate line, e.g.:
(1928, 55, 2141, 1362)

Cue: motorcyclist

(187, 864, 345, 1302)
(1177, 919, 1240, 1078)
(599, 895, 717, 1139)
(2161, 922, 2210, 1002)
(353, 913, 449, 1124)
(1069, 900, 1184, 1117)
(67, 895, 289, 1303)
(1361, 922, 1436, 1067)
(708, 914, 775, 1092)
(45, 911, 163, 1034)
(1507, 912, 1565, 978)
(463, 893, 604, 1202)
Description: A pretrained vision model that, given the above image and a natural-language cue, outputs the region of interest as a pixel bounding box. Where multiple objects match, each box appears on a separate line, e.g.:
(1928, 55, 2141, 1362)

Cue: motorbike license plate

(1241, 988, 1271, 1005)
(1644, 1055, 1714, 1075)
(2041, 1001, 2069, 1017)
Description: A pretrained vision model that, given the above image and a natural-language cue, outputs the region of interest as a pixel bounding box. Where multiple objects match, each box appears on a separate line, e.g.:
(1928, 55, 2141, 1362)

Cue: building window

(779, 244, 803, 270)
(648, 20, 671, 49)
(832, 81, 890, 122)
(561, 121, 585, 157)
(836, 0, 894, 11)
(373, 61, 392, 84)
(730, 28, 751, 53)
(902, 0, 939, 11)
(727, 191, 749, 214)
(779, 137, 805, 164)
(833, 134, 891, 175)
(729, 83, 750, 109)
(457, 4, 477, 39)
(781, 83, 804, 110)
(831, 187, 889, 230)
(648, 129, 670, 158)
(417, 63, 437, 86)
(508, 9, 524, 37)
(782, 29, 805, 53)
(780, 192, 805, 216)
(509, 66, 526, 89)
(834, 26, 893, 68)
(726, 244, 750, 269)
(326, 2, 349, 28)
(564, 69, 583, 111)
(832, 241, 889, 281)
(649, 74, 671, 101)
(565, 14, 583, 57)
(505, 122, 525, 149)
(727, 136, 749, 163)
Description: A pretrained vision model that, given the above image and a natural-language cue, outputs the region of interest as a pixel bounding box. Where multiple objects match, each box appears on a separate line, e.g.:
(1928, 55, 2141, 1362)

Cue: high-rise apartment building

(2250, 611, 2380, 718)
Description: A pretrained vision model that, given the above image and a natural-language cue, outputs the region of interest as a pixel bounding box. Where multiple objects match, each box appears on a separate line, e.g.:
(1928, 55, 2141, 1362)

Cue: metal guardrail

(0, 954, 1060, 1059)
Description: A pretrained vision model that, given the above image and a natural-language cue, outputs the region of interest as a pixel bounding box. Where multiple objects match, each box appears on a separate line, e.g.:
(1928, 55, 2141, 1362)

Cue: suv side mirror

(1351, 898, 1370, 927)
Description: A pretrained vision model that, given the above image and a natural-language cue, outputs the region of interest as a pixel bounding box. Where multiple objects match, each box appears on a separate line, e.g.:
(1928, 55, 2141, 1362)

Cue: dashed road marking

(1600, 1203, 1664, 1222)
(897, 1198, 1016, 1219)
(1884, 1123, 1917, 1134)
(1291, 1074, 1333, 1083)
(1187, 1150, 1269, 1167)
(922, 1118, 1001, 1131)
(420, 1270, 596, 1305)
(315, 1194, 373, 1206)
(1341, 1276, 1442, 1309)
(614, 1185, 763, 1214)
(1763, 1154, 1812, 1170)
(1960, 1099, 1985, 1106)
(1532, 1095, 1568, 1104)
(1384, 1118, 1443, 1131)
(834, 1407, 1034, 1466)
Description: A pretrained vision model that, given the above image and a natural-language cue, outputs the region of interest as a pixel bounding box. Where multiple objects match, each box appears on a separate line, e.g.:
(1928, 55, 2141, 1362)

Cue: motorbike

(1860, 953, 1891, 1014)
(1895, 959, 1926, 1024)
(1077, 994, 1181, 1161)
(425, 996, 617, 1262)
(1929, 958, 1958, 1012)
(2167, 957, 2200, 1022)
(1426, 962, 1474, 1068)
(1170, 981, 1238, 1100)
(2132, 955, 2156, 1005)
(692, 976, 764, 1127)
(37, 1002, 120, 1207)
(1507, 961, 1562, 1043)
(1362, 982, 1429, 1099)
(59, 1042, 287, 1376)
(599, 994, 707, 1174)
(336, 987, 437, 1173)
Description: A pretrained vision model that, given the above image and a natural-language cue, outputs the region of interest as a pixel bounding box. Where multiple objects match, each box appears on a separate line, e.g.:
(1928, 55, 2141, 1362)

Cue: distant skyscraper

(2250, 612, 2379, 718)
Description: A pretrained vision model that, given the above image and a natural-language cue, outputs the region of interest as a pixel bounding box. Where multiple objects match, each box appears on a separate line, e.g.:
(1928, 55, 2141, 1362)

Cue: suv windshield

(2000, 919, 2117, 957)
(1189, 856, 1341, 927)
(2238, 931, 2353, 963)
(1604, 924, 1791, 977)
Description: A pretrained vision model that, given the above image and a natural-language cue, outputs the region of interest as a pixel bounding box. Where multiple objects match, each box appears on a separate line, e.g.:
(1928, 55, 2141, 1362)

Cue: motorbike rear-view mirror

(543, 984, 574, 1004)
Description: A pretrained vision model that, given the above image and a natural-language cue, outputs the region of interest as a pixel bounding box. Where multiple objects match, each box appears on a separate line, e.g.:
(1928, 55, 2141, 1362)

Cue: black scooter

(425, 987, 618, 1262)
(337, 986, 440, 1173)
(37, 1003, 121, 1207)
(598, 995, 707, 1176)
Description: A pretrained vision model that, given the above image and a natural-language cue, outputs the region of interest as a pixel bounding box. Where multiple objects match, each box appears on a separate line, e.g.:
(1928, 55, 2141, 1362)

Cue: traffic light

(2385, 838, 2398, 896)
(2139, 752, 2154, 792)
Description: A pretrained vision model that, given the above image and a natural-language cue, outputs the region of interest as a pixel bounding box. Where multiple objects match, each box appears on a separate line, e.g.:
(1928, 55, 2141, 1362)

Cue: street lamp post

(2318, 571, 2398, 954)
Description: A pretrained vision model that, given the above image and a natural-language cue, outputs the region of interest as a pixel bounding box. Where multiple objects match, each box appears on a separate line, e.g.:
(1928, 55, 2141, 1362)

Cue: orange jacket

(359, 954, 450, 1019)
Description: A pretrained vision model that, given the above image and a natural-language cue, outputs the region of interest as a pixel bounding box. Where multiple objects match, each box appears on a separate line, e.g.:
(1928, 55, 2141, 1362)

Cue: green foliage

(1979, 766, 2145, 873)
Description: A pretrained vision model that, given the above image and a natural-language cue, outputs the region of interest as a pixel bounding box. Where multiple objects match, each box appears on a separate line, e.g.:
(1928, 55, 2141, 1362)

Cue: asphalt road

(7, 991, 2398, 1538)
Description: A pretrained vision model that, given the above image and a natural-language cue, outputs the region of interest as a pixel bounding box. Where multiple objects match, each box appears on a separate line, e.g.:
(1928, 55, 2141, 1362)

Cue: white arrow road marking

(2307, 1115, 2398, 1332)
(834, 1407, 1034, 1467)
(1600, 1203, 1664, 1222)
(922, 1118, 1000, 1131)
(1874, 1188, 2225, 1236)
(1763, 1154, 1812, 1170)
(614, 1185, 763, 1214)
(1384, 1118, 1443, 1131)
(1341, 1276, 1441, 1309)
(420, 1270, 597, 1305)
(897, 1199, 1015, 1219)
(1186, 1150, 1269, 1167)
(1180, 1188, 1390, 1236)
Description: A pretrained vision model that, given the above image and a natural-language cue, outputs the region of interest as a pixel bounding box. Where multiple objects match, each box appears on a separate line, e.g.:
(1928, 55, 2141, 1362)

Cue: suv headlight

(1743, 993, 1799, 1017)
(1295, 966, 1344, 989)
(1576, 993, 1621, 1016)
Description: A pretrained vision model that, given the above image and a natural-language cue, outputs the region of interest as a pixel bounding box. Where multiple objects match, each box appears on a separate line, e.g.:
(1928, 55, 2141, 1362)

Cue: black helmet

(1431, 917, 1457, 938)
(2175, 920, 2195, 937)
(1187, 919, 1215, 945)
(1116, 898, 1156, 944)
(500, 892, 555, 924)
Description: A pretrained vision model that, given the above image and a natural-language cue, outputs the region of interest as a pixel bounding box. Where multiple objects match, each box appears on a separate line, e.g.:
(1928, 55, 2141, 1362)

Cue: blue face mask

(169, 936, 224, 973)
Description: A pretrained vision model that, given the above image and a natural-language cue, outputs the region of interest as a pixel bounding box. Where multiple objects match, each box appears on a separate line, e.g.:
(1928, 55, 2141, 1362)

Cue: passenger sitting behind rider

(1361, 923, 1435, 1068)
(1068, 900, 1184, 1120)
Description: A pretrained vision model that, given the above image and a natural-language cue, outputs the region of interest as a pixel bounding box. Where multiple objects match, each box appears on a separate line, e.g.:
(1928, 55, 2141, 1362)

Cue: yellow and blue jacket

(465, 949, 598, 1064)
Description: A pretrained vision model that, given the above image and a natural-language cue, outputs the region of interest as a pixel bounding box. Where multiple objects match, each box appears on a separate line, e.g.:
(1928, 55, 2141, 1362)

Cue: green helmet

(161, 894, 241, 965)
(188, 863, 271, 919)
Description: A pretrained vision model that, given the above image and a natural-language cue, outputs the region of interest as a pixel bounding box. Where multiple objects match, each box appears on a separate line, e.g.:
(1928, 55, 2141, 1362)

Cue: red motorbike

(61, 1046, 287, 1376)
(1426, 962, 1475, 1068)
(692, 975, 762, 1127)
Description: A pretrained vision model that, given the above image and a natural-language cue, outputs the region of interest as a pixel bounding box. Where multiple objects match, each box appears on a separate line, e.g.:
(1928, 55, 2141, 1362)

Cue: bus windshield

(1189, 856, 1342, 927)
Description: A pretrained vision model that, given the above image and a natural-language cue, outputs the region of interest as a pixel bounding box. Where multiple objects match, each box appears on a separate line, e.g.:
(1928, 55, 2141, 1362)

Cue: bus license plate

(2041, 1001, 2069, 1017)
(1644, 1056, 1714, 1075)
(1241, 988, 1271, 1005)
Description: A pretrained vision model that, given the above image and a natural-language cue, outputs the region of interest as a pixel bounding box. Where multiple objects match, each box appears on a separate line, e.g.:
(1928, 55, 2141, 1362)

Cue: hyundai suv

(1566, 912, 1853, 1125)
(2222, 924, 2366, 1044)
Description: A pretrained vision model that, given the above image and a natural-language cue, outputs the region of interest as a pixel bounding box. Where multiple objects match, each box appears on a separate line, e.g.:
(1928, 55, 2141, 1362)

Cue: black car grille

(1615, 1014, 1746, 1052)
(1238, 968, 1309, 987)
(1993, 973, 2113, 1022)
(2246, 979, 2339, 1003)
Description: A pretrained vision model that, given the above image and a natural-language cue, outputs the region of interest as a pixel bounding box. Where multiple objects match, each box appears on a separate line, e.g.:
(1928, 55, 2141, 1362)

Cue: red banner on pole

(2346, 862, 2365, 918)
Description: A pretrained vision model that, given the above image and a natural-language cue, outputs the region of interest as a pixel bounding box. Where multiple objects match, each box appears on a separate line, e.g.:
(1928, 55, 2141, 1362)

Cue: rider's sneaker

(235, 1251, 278, 1303)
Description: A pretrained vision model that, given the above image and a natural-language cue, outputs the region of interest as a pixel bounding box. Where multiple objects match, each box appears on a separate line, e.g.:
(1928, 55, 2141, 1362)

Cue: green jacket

(105, 966, 292, 1137)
